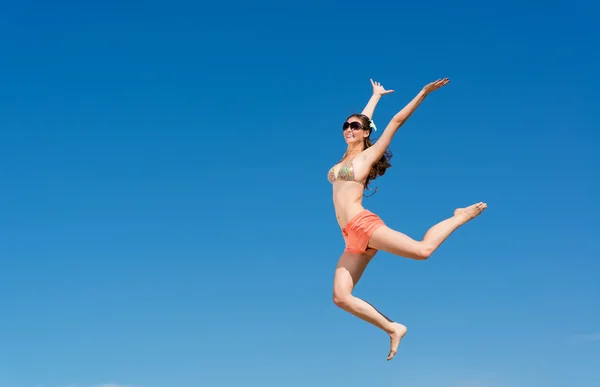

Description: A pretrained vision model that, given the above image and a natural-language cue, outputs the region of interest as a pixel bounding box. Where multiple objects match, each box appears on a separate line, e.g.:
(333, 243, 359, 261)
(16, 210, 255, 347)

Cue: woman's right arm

(361, 79, 394, 120)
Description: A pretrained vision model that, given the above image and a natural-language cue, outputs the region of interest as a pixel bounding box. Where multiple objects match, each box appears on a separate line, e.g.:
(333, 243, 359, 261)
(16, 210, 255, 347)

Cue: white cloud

(93, 384, 133, 387)
(60, 383, 134, 387)
(584, 333, 600, 341)
(454, 382, 484, 387)
(570, 332, 600, 343)
(453, 377, 515, 387)
(454, 381, 501, 387)
(60, 384, 133, 387)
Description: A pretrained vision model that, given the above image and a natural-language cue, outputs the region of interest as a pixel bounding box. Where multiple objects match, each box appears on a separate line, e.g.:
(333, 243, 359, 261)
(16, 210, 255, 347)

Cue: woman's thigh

(333, 249, 377, 296)
(367, 226, 425, 260)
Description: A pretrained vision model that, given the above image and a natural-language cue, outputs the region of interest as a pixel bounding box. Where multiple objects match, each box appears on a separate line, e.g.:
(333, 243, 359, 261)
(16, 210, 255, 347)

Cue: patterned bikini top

(327, 157, 365, 186)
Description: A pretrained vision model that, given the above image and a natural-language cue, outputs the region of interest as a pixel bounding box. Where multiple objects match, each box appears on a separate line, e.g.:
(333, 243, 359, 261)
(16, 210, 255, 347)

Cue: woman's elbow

(391, 116, 406, 126)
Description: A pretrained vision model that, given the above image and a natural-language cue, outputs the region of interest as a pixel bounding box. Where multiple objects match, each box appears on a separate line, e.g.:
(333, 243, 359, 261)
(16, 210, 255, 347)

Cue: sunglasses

(342, 121, 364, 131)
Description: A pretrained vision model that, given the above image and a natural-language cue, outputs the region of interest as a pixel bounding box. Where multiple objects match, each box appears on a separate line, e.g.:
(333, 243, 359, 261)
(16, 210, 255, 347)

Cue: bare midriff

(332, 181, 366, 229)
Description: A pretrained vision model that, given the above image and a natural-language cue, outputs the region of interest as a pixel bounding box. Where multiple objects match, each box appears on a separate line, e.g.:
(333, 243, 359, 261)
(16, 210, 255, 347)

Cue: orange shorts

(341, 210, 386, 254)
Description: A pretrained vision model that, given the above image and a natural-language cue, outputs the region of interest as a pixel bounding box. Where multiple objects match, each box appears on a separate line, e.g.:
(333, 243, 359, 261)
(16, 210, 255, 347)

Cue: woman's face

(342, 117, 369, 145)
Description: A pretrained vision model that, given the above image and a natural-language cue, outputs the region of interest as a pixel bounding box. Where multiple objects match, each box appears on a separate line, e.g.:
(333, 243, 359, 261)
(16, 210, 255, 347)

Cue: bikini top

(327, 157, 365, 186)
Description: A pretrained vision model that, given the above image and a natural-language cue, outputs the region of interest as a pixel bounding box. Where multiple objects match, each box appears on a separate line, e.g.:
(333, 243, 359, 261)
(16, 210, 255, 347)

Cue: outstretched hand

(371, 79, 394, 96)
(423, 78, 450, 95)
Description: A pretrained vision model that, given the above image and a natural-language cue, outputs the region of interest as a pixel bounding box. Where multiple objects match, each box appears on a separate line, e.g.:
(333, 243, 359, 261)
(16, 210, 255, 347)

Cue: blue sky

(1, 0, 598, 386)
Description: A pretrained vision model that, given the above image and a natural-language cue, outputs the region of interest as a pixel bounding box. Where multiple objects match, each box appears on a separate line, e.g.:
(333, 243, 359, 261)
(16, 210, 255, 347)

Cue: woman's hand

(371, 79, 394, 96)
(422, 78, 450, 95)
(361, 79, 393, 118)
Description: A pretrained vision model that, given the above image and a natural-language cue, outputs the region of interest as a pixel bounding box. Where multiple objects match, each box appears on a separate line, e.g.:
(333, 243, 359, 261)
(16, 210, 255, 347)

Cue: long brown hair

(345, 113, 392, 195)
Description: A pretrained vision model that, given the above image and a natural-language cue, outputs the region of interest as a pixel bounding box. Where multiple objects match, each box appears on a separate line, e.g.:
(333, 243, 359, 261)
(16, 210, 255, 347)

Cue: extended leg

(368, 202, 487, 260)
(333, 249, 407, 360)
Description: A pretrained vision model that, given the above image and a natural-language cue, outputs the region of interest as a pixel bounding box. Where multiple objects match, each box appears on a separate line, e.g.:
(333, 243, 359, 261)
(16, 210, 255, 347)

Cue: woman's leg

(368, 202, 487, 260)
(333, 249, 407, 360)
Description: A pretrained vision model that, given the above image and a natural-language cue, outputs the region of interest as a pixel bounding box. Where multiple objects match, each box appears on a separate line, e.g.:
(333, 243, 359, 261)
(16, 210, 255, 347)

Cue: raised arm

(361, 79, 394, 119)
(363, 78, 450, 164)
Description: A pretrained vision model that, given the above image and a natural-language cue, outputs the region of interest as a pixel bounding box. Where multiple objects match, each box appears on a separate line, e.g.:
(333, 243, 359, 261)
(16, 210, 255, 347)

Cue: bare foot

(387, 323, 407, 361)
(454, 202, 487, 224)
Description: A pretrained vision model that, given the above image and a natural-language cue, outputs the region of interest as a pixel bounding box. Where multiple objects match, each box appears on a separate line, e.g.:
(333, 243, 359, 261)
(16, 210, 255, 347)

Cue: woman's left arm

(361, 79, 394, 119)
(363, 78, 450, 164)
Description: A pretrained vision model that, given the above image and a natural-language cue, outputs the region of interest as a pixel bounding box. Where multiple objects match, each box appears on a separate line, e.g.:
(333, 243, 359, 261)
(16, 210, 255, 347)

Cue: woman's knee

(333, 253, 368, 306)
(332, 285, 353, 308)
(414, 242, 434, 260)
(333, 292, 353, 308)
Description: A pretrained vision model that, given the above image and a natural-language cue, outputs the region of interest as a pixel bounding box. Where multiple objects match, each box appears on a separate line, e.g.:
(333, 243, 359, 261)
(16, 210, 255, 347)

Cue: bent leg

(368, 202, 487, 260)
(333, 250, 392, 331)
(333, 249, 407, 360)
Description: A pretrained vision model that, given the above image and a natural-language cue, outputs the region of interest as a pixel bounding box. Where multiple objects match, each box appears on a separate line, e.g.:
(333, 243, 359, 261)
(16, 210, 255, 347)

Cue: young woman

(329, 78, 486, 361)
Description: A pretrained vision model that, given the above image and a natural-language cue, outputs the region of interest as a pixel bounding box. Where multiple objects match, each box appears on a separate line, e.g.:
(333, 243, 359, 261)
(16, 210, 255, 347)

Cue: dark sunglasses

(342, 121, 364, 131)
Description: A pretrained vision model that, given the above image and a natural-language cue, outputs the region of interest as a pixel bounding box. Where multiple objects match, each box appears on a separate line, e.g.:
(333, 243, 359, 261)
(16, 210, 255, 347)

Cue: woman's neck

(345, 143, 364, 158)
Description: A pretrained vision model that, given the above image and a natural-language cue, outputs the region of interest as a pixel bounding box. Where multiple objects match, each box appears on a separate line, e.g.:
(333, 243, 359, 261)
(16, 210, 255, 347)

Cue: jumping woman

(329, 78, 487, 361)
